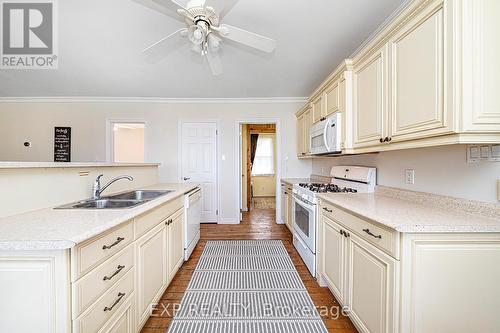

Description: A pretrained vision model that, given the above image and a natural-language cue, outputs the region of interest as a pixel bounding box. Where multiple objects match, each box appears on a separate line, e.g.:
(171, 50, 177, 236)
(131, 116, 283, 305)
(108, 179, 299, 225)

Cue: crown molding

(0, 96, 309, 104)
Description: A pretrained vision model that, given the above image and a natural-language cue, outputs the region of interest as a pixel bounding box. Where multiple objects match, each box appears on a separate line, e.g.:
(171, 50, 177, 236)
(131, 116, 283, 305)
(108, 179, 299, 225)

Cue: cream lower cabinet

(0, 196, 188, 333)
(319, 213, 397, 333)
(136, 223, 167, 328)
(280, 182, 293, 231)
(347, 232, 398, 333)
(318, 199, 500, 333)
(321, 216, 347, 304)
(166, 208, 184, 283)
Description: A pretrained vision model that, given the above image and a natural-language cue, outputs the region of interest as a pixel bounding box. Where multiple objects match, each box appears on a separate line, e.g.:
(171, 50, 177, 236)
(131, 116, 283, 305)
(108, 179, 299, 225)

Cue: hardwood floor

(141, 208, 358, 333)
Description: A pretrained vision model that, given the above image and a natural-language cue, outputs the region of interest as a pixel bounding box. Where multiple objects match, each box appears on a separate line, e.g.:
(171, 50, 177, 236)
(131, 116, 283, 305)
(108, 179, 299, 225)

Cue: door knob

(183, 177, 191, 181)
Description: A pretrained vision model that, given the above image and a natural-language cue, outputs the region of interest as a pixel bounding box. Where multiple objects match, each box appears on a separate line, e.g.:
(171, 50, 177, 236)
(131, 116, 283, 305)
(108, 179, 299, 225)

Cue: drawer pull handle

(363, 229, 382, 239)
(103, 265, 125, 281)
(165, 219, 173, 226)
(323, 207, 333, 213)
(103, 292, 126, 312)
(102, 237, 125, 250)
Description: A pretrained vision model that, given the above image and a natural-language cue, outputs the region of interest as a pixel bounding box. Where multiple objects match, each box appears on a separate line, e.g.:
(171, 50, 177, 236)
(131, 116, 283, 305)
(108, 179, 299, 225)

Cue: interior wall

(312, 145, 500, 203)
(0, 165, 159, 218)
(0, 100, 312, 222)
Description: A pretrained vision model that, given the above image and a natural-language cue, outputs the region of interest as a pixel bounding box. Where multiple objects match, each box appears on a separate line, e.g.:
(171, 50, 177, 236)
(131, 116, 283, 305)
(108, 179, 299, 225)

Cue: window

(251, 134, 275, 176)
(112, 123, 145, 163)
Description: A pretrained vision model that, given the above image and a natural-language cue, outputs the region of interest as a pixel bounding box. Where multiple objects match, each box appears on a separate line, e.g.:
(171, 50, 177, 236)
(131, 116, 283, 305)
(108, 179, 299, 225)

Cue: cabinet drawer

(99, 296, 135, 333)
(75, 269, 134, 333)
(73, 245, 134, 317)
(135, 196, 183, 237)
(73, 221, 134, 279)
(321, 201, 400, 259)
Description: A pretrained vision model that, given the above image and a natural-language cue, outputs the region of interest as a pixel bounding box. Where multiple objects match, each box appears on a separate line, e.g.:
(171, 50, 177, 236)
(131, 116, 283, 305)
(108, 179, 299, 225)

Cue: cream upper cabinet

(296, 113, 305, 157)
(461, 0, 500, 132)
(312, 96, 324, 123)
(296, 106, 312, 157)
(166, 209, 184, 283)
(388, 2, 453, 142)
(321, 215, 347, 304)
(353, 46, 388, 148)
(304, 108, 312, 154)
(325, 81, 340, 117)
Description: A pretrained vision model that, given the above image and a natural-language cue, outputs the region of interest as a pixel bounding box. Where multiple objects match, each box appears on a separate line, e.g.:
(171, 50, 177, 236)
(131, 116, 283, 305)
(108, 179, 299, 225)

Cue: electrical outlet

(405, 169, 415, 185)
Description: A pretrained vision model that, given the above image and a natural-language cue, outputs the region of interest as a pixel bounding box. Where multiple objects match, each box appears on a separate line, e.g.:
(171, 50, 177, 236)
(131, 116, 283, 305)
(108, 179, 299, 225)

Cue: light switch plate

(467, 145, 480, 163)
(498, 180, 500, 202)
(480, 146, 491, 159)
(405, 169, 415, 185)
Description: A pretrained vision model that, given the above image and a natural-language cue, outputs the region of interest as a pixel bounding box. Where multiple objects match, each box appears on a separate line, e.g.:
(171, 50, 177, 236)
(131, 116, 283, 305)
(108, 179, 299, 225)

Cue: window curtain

(250, 133, 259, 169)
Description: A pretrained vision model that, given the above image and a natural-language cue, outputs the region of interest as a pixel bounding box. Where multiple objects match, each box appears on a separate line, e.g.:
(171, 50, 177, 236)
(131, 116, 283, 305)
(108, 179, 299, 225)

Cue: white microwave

(310, 113, 342, 155)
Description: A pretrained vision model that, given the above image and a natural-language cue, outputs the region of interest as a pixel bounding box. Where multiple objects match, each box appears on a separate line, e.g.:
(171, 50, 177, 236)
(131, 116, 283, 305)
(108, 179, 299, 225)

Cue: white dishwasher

(184, 187, 201, 261)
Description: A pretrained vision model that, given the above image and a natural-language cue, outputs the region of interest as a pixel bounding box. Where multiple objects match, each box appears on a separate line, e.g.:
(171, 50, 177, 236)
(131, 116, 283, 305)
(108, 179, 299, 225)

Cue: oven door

(292, 195, 316, 252)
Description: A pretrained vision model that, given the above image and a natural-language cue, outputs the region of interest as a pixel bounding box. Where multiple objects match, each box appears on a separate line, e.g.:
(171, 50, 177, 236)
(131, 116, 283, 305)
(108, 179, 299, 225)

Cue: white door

(181, 122, 218, 223)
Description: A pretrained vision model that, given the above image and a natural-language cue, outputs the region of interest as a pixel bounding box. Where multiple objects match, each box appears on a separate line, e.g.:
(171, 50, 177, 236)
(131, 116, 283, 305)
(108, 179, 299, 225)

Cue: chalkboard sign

(54, 127, 71, 162)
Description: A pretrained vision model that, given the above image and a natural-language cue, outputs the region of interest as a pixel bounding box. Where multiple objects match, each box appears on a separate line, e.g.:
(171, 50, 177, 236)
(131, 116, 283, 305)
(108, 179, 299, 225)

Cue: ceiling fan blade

(142, 28, 188, 62)
(133, 0, 186, 22)
(204, 0, 238, 18)
(217, 24, 276, 53)
(206, 34, 223, 75)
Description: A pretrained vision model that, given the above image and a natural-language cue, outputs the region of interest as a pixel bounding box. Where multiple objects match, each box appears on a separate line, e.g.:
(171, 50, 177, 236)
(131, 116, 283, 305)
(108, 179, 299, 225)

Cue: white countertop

(0, 162, 160, 169)
(0, 183, 198, 251)
(316, 188, 500, 233)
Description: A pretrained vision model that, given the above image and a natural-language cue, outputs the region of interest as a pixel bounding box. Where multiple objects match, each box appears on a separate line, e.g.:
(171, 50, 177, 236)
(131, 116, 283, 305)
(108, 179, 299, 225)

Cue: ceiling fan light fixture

(188, 25, 206, 45)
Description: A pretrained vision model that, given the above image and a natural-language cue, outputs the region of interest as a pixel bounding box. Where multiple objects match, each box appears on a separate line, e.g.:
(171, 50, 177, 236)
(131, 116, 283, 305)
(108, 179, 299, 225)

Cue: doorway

(179, 121, 219, 224)
(107, 121, 145, 163)
(240, 123, 277, 218)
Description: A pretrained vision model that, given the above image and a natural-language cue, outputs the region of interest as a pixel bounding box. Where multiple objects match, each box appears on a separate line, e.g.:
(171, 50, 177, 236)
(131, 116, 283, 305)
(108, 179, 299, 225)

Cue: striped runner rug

(168, 240, 328, 333)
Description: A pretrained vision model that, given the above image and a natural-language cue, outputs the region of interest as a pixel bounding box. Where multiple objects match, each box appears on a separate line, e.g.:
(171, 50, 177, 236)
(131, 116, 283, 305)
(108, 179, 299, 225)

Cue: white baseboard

(219, 218, 240, 225)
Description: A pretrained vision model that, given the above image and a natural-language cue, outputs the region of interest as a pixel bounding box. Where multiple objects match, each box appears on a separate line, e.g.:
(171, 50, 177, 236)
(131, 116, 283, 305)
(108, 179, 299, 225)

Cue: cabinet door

(304, 108, 312, 154)
(353, 47, 387, 147)
(136, 224, 166, 323)
(325, 81, 340, 116)
(321, 216, 347, 303)
(312, 97, 323, 123)
(296, 114, 305, 156)
(389, 4, 452, 141)
(286, 191, 293, 230)
(167, 209, 184, 282)
(347, 233, 398, 333)
(339, 77, 348, 149)
(280, 189, 288, 226)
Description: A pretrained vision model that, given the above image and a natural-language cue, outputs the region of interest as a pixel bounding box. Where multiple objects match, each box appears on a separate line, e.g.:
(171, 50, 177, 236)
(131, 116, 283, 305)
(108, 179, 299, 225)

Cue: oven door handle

(293, 195, 314, 210)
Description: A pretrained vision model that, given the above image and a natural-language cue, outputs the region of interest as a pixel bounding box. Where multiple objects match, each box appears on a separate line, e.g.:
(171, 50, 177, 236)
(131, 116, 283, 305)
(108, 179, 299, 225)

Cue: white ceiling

(0, 0, 405, 98)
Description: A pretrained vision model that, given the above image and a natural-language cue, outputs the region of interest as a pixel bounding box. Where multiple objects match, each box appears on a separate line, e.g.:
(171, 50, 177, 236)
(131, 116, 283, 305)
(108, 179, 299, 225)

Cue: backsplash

(312, 145, 500, 203)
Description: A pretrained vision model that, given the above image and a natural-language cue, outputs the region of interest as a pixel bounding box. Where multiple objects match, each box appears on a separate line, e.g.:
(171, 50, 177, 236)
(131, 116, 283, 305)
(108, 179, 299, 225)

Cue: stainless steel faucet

(93, 174, 134, 199)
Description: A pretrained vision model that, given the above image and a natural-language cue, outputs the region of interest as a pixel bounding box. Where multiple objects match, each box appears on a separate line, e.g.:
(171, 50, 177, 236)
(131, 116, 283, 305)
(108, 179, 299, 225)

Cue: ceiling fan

(135, 0, 277, 75)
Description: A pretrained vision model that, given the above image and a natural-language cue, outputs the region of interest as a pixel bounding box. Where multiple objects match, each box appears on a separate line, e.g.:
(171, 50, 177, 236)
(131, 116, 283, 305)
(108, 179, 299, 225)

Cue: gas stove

(291, 166, 377, 278)
(297, 183, 358, 194)
(293, 166, 377, 205)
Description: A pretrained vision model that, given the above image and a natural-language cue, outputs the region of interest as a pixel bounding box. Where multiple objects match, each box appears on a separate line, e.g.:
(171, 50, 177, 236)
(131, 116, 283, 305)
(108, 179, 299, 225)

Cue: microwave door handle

(323, 119, 331, 152)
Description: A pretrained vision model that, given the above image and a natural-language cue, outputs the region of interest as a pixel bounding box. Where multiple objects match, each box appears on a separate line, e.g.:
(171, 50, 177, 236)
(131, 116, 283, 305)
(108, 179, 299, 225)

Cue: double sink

(56, 190, 174, 210)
